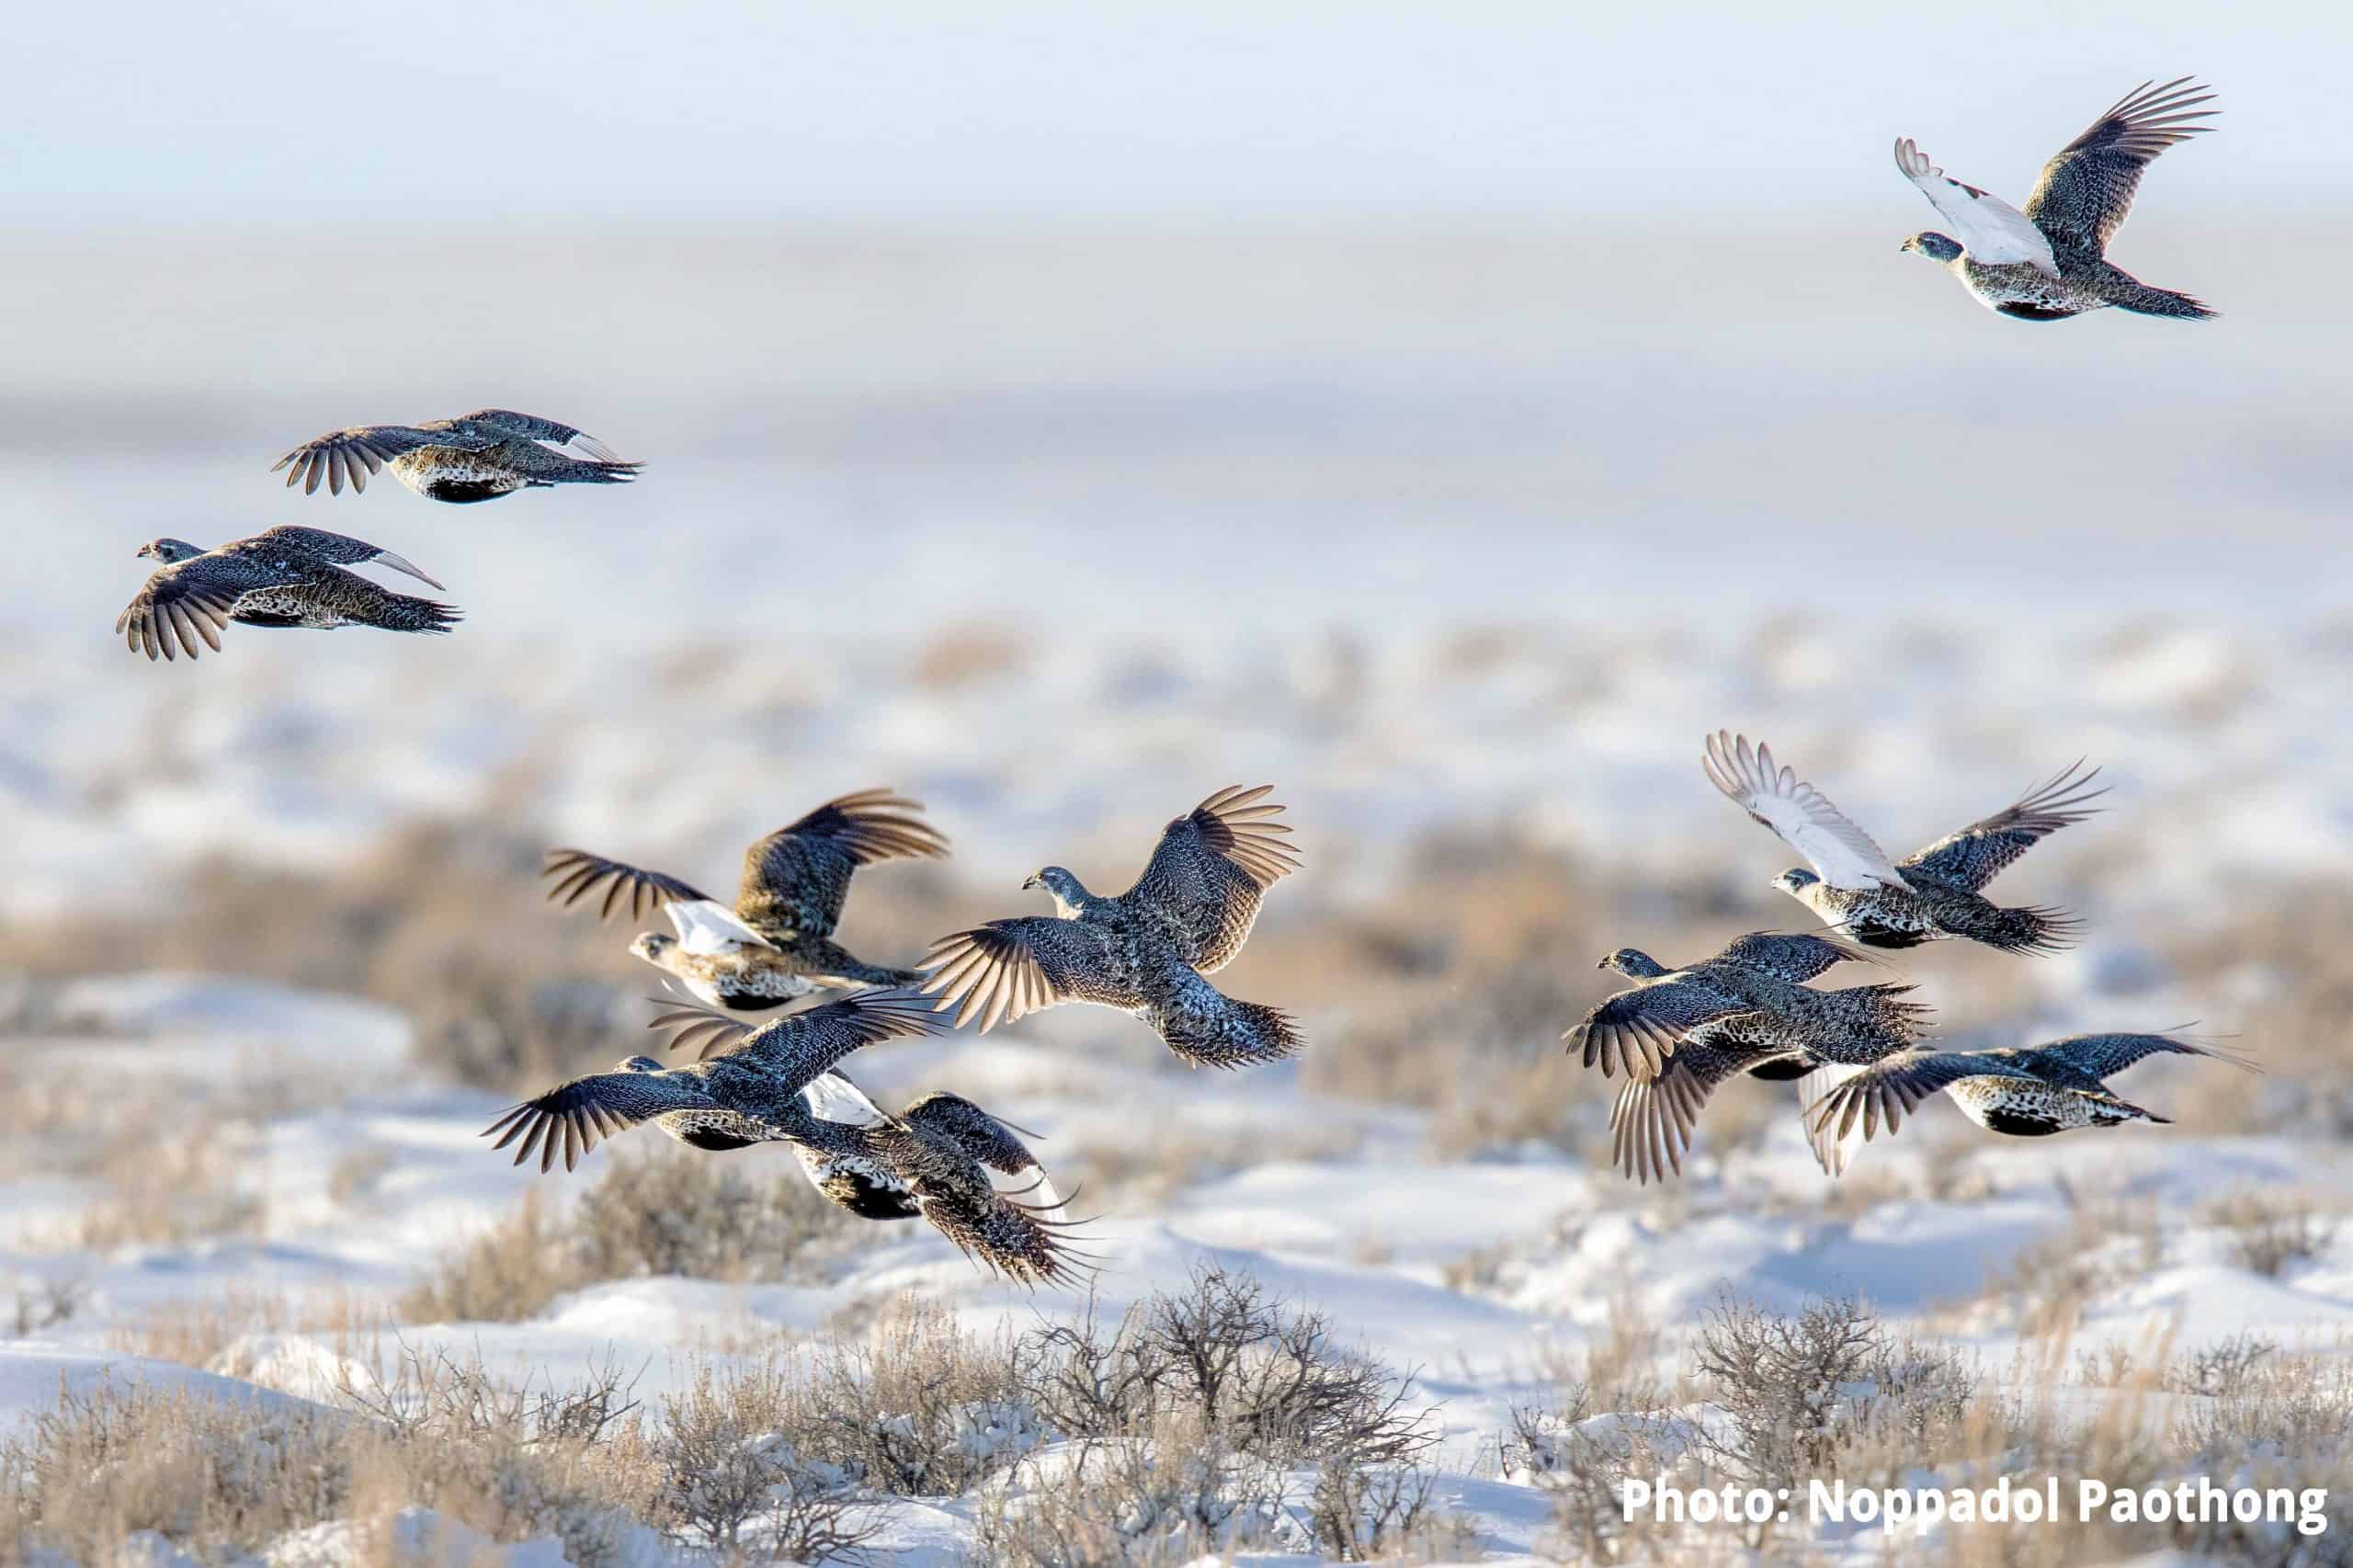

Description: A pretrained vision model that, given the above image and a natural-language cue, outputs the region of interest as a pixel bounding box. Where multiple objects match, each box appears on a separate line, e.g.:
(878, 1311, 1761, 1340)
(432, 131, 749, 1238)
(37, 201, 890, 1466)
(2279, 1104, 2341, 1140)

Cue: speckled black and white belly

(392, 449, 529, 503)
(1956, 258, 2104, 321)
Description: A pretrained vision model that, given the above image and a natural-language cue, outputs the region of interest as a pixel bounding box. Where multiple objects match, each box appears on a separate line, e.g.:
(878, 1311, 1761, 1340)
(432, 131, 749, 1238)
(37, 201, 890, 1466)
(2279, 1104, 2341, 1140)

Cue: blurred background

(1, 0, 2348, 1446)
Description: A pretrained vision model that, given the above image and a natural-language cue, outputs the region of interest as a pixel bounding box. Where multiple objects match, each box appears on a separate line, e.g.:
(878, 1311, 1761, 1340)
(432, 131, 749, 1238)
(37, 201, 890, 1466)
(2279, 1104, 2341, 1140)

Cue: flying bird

(1567, 932, 1927, 1081)
(920, 785, 1302, 1068)
(646, 1001, 1067, 1224)
(1568, 933, 1928, 1182)
(115, 528, 458, 662)
(1893, 78, 2217, 321)
(544, 790, 949, 1011)
(1808, 1031, 2254, 1146)
(271, 408, 639, 502)
(1705, 733, 2105, 954)
(483, 991, 1088, 1287)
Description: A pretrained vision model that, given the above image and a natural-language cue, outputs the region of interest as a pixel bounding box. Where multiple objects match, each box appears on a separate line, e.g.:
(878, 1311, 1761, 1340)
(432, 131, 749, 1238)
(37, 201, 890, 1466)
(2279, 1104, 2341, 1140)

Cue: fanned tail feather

(1990, 905, 2081, 955)
(1157, 998, 1301, 1069)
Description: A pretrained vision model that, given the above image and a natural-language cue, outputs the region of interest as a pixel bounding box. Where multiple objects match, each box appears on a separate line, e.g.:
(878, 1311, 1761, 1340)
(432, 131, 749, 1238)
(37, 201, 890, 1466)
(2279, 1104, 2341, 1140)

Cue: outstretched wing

(1121, 784, 1301, 972)
(903, 1094, 1063, 1210)
(912, 1178, 1097, 1289)
(246, 526, 444, 588)
(541, 848, 715, 921)
(449, 408, 627, 462)
(2034, 1031, 2255, 1082)
(1807, 1050, 2044, 1143)
(1707, 931, 1875, 983)
(1704, 732, 1904, 891)
(1892, 137, 2060, 277)
(920, 917, 1131, 1033)
(734, 790, 949, 942)
(115, 557, 256, 662)
(727, 989, 949, 1095)
(1565, 981, 1749, 1080)
(1900, 761, 2106, 891)
(665, 898, 776, 956)
(481, 1067, 714, 1173)
(1608, 1042, 1750, 1185)
(270, 424, 494, 495)
(801, 1070, 892, 1127)
(644, 997, 756, 1062)
(2024, 78, 2217, 256)
(1790, 1062, 1870, 1177)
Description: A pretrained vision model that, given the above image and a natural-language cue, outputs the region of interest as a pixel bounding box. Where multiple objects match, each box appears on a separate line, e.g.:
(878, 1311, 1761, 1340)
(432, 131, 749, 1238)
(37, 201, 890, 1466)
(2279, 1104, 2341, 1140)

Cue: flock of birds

(489, 785, 1304, 1286)
(110, 81, 2220, 662)
(1571, 733, 2252, 1185)
(97, 78, 2234, 1283)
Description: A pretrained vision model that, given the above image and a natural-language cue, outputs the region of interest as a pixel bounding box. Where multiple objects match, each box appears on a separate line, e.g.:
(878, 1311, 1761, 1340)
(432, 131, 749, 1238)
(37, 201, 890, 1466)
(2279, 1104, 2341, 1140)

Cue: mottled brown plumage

(487, 994, 1091, 1286)
(271, 408, 638, 502)
(919, 786, 1302, 1068)
(115, 529, 458, 662)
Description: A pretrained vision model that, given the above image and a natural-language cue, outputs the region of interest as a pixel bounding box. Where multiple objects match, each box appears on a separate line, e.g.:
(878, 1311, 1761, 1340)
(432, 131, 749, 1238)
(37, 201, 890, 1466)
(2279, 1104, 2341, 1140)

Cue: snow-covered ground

(3, 229, 2347, 1562)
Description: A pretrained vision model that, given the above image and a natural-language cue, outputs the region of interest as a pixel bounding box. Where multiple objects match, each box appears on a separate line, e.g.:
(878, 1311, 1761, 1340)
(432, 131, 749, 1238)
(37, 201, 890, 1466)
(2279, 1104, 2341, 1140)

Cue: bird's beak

(373, 550, 446, 590)
(1020, 874, 1040, 891)
(1594, 956, 1608, 970)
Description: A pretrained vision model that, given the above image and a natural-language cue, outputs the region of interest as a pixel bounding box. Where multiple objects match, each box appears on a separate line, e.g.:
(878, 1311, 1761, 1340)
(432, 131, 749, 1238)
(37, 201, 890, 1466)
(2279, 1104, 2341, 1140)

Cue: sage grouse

(116, 528, 457, 661)
(1574, 934, 1922, 1183)
(484, 992, 1087, 1286)
(1808, 1032, 2254, 1145)
(1567, 933, 1928, 1182)
(648, 1000, 1067, 1228)
(920, 785, 1302, 1068)
(544, 790, 949, 1011)
(272, 408, 638, 502)
(1705, 733, 2104, 954)
(1894, 78, 2217, 321)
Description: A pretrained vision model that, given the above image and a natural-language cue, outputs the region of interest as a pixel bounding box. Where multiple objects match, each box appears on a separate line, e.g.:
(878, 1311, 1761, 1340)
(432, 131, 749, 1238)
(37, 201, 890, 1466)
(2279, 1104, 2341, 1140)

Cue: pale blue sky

(8, 1, 2338, 222)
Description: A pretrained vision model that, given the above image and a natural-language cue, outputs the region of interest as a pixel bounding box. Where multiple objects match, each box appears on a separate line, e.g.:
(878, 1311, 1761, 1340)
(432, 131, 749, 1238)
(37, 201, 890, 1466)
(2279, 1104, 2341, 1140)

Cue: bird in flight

(920, 785, 1302, 1068)
(1566, 932, 1928, 1182)
(115, 527, 457, 661)
(1808, 1031, 2254, 1147)
(1893, 78, 2217, 321)
(1705, 733, 2104, 954)
(544, 790, 949, 1012)
(483, 991, 1090, 1287)
(271, 408, 639, 502)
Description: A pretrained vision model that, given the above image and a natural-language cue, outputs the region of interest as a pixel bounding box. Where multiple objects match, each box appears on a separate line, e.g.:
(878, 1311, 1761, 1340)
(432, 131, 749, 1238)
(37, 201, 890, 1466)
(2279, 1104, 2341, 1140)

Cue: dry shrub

(1503, 1382, 1678, 1564)
(1972, 1196, 2163, 1341)
(6, 1274, 85, 1336)
(972, 1412, 1290, 1566)
(107, 1283, 379, 1371)
(0, 1341, 676, 1567)
(2203, 1188, 2339, 1278)
(783, 1295, 1039, 1497)
(1304, 1457, 1480, 1562)
(400, 1146, 858, 1323)
(398, 1189, 575, 1324)
(0, 1381, 349, 1565)
(651, 1358, 882, 1559)
(1014, 1263, 1434, 1469)
(50, 1124, 266, 1251)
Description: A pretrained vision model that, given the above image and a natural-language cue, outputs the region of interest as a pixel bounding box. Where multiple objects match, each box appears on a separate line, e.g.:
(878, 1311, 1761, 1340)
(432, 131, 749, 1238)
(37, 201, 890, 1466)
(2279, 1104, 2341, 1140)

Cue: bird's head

(1597, 948, 1669, 979)
(1025, 866, 1089, 915)
(1901, 232, 1964, 264)
(137, 538, 205, 563)
(617, 1054, 665, 1074)
(629, 931, 676, 963)
(1773, 868, 1822, 897)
